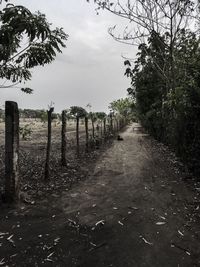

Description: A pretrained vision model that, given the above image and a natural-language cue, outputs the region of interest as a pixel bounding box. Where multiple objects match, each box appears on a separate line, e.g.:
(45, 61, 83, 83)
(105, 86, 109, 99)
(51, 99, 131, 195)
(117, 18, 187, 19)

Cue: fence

(0, 101, 128, 203)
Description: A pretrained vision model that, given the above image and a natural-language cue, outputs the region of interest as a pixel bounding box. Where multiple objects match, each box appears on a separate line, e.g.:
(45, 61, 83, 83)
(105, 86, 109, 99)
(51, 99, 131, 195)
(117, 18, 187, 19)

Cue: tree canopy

(0, 1, 68, 93)
(109, 97, 135, 119)
(70, 106, 87, 118)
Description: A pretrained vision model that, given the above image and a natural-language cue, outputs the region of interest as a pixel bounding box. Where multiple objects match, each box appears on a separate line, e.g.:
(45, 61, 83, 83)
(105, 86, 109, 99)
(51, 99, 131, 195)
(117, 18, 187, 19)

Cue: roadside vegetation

(90, 0, 200, 176)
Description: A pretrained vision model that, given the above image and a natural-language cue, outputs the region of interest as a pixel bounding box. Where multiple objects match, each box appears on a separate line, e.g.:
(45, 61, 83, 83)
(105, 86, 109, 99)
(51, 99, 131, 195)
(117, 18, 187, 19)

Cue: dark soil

(0, 123, 200, 267)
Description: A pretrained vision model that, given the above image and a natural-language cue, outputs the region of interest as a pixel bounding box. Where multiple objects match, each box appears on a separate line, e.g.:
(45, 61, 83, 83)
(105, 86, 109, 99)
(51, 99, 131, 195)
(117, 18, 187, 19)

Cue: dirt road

(0, 123, 200, 266)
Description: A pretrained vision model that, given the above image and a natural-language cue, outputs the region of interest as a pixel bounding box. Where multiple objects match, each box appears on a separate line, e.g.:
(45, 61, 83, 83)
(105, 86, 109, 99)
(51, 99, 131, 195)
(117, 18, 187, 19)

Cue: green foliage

(128, 29, 200, 174)
(88, 112, 97, 122)
(0, 2, 68, 92)
(109, 97, 135, 119)
(94, 112, 106, 120)
(70, 106, 87, 118)
(19, 124, 32, 140)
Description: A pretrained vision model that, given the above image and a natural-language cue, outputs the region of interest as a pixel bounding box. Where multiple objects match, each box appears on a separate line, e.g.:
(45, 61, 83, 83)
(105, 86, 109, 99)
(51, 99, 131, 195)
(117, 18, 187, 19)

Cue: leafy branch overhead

(0, 2, 68, 92)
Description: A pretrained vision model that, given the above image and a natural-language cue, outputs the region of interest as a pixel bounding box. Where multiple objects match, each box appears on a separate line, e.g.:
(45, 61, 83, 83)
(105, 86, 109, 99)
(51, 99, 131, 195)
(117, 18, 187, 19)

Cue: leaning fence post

(61, 110, 67, 166)
(4, 101, 19, 202)
(44, 107, 54, 180)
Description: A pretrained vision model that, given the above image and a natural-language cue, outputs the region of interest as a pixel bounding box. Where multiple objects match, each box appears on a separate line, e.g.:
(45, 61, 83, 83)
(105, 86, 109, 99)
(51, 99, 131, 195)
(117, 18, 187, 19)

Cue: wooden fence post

(91, 118, 95, 139)
(103, 118, 106, 137)
(85, 117, 89, 152)
(110, 114, 113, 133)
(5, 101, 19, 202)
(44, 107, 54, 180)
(76, 116, 80, 155)
(61, 110, 67, 166)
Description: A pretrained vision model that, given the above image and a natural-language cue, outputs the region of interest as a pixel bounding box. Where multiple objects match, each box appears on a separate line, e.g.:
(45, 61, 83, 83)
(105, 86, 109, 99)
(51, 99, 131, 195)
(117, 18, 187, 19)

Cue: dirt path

(0, 123, 200, 266)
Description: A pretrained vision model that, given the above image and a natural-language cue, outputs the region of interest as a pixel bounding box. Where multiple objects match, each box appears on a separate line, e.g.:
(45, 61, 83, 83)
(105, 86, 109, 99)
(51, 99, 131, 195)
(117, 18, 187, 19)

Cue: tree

(95, 112, 107, 137)
(109, 97, 135, 119)
(89, 0, 199, 92)
(88, 112, 97, 138)
(0, 1, 68, 93)
(70, 106, 87, 155)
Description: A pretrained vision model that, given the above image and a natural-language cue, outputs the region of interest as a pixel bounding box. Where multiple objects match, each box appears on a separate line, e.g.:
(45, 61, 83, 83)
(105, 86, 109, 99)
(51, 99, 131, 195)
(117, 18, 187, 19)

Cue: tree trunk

(44, 107, 54, 180)
(4, 101, 19, 203)
(92, 119, 95, 138)
(61, 110, 67, 166)
(76, 116, 80, 155)
(110, 114, 113, 133)
(85, 117, 89, 152)
(103, 118, 106, 137)
(100, 120, 103, 138)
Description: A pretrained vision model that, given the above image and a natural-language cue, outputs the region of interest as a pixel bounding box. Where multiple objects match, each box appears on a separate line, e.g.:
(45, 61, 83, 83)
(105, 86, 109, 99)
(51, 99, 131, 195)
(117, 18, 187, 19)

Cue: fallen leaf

(156, 222, 166, 225)
(159, 216, 166, 220)
(0, 232, 9, 237)
(7, 234, 15, 247)
(178, 230, 184, 236)
(118, 221, 124, 226)
(140, 236, 153, 246)
(95, 220, 105, 226)
(0, 259, 5, 265)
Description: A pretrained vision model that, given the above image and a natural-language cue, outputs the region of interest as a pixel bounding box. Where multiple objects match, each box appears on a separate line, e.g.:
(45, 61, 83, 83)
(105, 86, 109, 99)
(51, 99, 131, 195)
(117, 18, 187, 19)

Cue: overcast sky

(1, 0, 137, 112)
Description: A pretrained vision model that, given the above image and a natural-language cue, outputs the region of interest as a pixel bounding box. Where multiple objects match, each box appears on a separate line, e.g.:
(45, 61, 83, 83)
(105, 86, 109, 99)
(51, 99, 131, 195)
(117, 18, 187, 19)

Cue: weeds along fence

(0, 101, 128, 203)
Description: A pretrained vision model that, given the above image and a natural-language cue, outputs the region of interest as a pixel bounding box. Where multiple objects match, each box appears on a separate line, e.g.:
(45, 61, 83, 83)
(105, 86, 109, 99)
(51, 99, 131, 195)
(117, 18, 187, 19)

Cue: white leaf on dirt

(128, 206, 139, 210)
(92, 204, 96, 208)
(196, 206, 199, 210)
(7, 235, 15, 247)
(159, 216, 166, 220)
(186, 251, 191, 256)
(0, 232, 9, 237)
(90, 242, 97, 247)
(113, 207, 118, 210)
(47, 252, 54, 258)
(45, 252, 55, 262)
(128, 211, 132, 214)
(118, 221, 124, 226)
(0, 258, 5, 265)
(156, 222, 166, 225)
(95, 220, 105, 226)
(54, 238, 60, 245)
(141, 237, 153, 246)
(68, 219, 77, 226)
(10, 254, 18, 258)
(38, 235, 42, 238)
(178, 230, 184, 236)
(7, 235, 14, 240)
